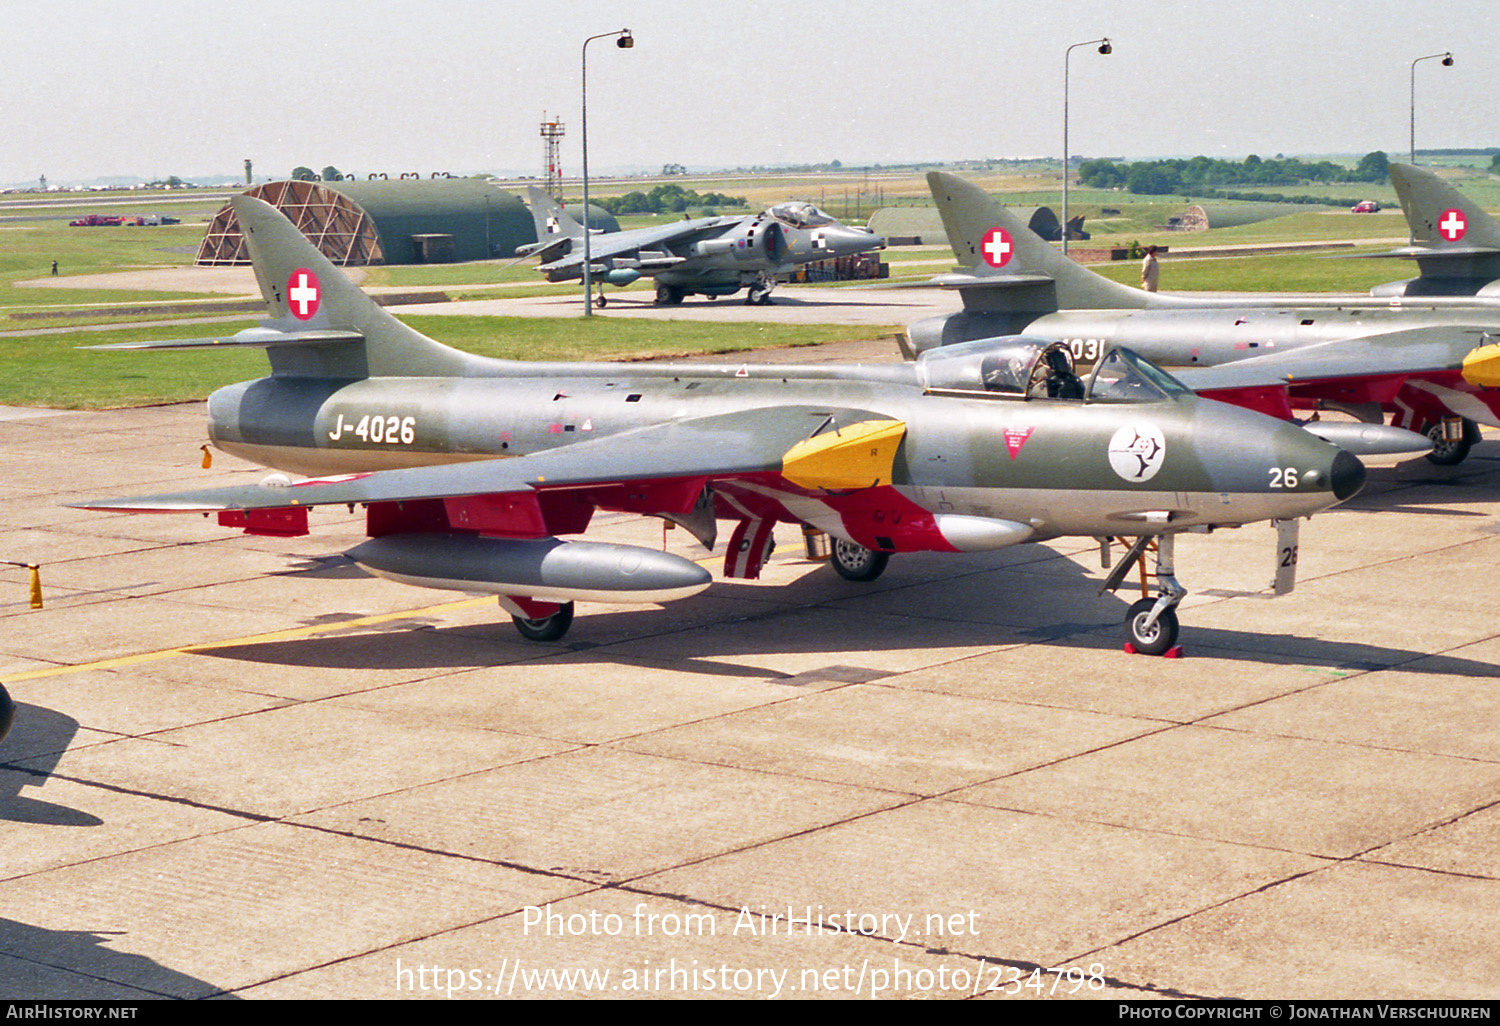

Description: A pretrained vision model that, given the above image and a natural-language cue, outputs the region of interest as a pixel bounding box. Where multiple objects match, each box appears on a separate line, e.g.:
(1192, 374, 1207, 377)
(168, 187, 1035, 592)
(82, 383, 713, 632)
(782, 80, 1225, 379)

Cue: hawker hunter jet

(73, 195, 1364, 655)
(520, 186, 884, 307)
(1358, 162, 1500, 298)
(919, 171, 1500, 464)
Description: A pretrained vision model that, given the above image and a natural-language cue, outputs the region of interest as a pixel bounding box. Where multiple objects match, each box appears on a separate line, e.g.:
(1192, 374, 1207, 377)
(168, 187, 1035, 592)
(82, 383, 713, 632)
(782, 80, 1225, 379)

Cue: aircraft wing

(71, 405, 887, 515)
(1171, 325, 1492, 393)
(537, 216, 737, 274)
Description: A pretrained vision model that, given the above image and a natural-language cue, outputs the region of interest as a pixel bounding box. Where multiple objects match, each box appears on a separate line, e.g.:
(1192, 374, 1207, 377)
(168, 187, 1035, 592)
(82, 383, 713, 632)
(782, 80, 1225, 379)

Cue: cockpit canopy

(768, 202, 837, 229)
(915, 337, 1191, 403)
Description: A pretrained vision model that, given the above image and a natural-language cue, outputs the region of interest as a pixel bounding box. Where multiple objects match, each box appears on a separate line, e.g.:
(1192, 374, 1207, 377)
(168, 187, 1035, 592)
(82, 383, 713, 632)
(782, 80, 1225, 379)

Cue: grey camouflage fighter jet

(920, 170, 1500, 465)
(520, 186, 884, 307)
(72, 194, 1364, 655)
(1361, 162, 1500, 298)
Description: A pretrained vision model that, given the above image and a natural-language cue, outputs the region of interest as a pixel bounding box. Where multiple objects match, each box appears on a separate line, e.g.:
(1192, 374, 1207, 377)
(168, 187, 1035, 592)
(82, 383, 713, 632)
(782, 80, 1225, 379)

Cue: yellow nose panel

(782, 420, 907, 491)
(1462, 343, 1500, 388)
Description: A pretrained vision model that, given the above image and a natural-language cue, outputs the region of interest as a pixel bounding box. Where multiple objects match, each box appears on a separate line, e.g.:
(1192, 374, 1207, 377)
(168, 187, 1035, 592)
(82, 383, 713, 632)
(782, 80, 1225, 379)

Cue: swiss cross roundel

(1438, 208, 1468, 242)
(287, 268, 321, 320)
(981, 226, 1013, 268)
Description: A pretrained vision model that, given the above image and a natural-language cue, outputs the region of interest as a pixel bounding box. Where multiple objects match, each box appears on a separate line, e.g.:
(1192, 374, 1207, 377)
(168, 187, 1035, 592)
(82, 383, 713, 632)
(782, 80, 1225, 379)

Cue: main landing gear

(1100, 534, 1185, 657)
(511, 601, 574, 641)
(829, 539, 890, 582)
(1421, 417, 1481, 466)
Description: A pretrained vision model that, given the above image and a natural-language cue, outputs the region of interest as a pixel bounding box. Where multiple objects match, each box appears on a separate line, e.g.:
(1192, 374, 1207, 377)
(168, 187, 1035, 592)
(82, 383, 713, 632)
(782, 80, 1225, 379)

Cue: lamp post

(1410, 51, 1453, 166)
(1063, 37, 1111, 255)
(581, 28, 633, 316)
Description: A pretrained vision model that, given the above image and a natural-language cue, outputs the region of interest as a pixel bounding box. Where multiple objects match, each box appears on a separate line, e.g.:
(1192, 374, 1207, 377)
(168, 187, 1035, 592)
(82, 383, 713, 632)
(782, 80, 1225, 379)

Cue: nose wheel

(1125, 598, 1180, 656)
(745, 274, 777, 305)
(1101, 534, 1186, 657)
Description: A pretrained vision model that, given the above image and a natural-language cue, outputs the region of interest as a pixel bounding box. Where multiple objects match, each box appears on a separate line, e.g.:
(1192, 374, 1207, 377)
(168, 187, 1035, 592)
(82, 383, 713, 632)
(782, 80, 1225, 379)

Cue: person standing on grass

(1140, 245, 1159, 292)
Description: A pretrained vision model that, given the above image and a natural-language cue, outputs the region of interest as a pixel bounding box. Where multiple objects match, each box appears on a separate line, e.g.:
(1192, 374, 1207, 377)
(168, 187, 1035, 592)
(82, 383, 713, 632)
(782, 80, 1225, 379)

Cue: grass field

(2, 161, 1497, 407)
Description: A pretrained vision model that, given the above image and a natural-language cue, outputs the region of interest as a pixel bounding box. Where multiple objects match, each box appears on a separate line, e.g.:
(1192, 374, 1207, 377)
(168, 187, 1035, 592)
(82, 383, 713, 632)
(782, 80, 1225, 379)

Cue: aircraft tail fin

(1391, 163, 1500, 250)
(926, 171, 1154, 313)
(515, 185, 585, 260)
(212, 195, 480, 379)
(1379, 163, 1500, 290)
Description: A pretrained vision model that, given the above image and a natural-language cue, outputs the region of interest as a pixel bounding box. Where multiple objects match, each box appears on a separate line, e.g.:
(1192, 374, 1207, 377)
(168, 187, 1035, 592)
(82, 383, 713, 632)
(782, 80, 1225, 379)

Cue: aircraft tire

(512, 602, 575, 642)
(655, 285, 684, 306)
(596, 293, 608, 308)
(1125, 598, 1178, 656)
(830, 540, 889, 582)
(1423, 419, 1478, 466)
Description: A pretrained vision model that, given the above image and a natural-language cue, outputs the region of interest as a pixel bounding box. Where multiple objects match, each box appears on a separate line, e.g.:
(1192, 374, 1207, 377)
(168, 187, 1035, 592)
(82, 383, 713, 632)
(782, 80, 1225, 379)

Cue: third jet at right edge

(917, 169, 1500, 465)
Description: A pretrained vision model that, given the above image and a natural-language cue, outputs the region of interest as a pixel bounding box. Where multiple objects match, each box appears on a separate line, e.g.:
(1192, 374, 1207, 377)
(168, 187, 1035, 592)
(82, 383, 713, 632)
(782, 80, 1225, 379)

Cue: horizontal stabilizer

(1342, 244, 1500, 261)
(930, 272, 1057, 289)
(515, 238, 571, 262)
(84, 327, 365, 352)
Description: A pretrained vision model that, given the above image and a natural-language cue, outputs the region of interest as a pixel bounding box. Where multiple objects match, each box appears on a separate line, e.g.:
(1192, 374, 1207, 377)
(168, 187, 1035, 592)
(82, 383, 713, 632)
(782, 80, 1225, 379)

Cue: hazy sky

(5, 0, 1496, 185)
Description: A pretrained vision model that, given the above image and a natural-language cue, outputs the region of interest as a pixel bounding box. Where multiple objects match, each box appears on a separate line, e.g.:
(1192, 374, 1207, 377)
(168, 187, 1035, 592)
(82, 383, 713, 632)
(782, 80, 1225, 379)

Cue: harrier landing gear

(1100, 534, 1185, 656)
(745, 274, 777, 305)
(655, 284, 685, 305)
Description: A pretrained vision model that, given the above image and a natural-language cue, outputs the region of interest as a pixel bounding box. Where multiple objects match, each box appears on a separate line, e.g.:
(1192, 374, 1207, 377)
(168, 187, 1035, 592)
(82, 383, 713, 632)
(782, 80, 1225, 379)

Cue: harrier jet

(520, 186, 884, 307)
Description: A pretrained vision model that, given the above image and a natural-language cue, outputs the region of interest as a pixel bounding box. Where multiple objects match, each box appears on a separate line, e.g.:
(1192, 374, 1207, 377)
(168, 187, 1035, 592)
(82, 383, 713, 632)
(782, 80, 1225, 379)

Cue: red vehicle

(68, 214, 123, 226)
(1351, 200, 1381, 213)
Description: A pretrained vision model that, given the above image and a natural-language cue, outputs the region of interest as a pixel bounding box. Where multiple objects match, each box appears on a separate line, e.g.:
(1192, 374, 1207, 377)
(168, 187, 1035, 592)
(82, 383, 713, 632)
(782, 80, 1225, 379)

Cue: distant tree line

(593, 183, 747, 215)
(1077, 151, 1391, 195)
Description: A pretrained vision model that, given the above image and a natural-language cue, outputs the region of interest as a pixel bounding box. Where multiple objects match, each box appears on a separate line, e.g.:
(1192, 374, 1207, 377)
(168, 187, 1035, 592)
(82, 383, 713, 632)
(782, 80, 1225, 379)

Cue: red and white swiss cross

(287, 268, 321, 320)
(981, 227, 1013, 268)
(1438, 208, 1467, 242)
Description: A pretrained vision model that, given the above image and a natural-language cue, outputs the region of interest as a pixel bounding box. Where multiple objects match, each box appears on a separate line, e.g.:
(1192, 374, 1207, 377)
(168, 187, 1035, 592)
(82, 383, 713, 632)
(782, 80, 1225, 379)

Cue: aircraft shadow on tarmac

(0, 707, 241, 999)
(188, 616, 1500, 680)
(186, 545, 1500, 681)
(0, 916, 237, 1000)
(0, 704, 102, 827)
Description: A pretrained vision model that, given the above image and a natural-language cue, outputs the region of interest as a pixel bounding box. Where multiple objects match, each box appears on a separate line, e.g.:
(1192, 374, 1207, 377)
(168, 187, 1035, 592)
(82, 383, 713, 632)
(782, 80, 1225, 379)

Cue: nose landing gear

(1101, 534, 1185, 657)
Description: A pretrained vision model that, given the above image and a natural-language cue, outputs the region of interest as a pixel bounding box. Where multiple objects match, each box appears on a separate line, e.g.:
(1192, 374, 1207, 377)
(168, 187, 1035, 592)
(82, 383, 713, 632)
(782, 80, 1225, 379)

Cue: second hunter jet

(73, 195, 1362, 655)
(1360, 162, 1500, 298)
(920, 171, 1500, 465)
(520, 186, 884, 307)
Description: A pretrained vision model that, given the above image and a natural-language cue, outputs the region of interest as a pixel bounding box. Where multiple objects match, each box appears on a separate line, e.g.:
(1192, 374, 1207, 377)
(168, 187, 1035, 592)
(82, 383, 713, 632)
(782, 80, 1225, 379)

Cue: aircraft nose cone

(832, 228, 880, 253)
(1330, 448, 1366, 501)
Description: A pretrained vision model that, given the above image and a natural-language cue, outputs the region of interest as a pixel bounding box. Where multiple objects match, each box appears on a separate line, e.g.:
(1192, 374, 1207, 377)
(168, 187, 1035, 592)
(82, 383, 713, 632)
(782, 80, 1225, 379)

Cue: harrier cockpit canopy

(768, 202, 838, 229)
